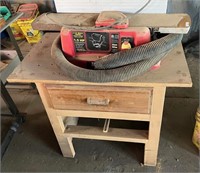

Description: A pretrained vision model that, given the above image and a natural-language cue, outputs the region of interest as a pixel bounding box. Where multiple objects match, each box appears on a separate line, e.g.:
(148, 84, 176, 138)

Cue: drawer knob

(87, 97, 110, 106)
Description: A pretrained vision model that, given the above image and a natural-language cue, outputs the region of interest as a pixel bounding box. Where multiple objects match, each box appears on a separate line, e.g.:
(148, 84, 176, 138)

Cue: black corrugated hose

(51, 34, 183, 83)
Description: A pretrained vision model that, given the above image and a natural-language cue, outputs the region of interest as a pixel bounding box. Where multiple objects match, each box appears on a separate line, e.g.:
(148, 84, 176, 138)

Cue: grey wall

(167, 0, 199, 43)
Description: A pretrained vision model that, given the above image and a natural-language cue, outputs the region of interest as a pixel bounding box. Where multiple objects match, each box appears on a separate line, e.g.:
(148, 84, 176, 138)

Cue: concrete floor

(1, 44, 199, 172)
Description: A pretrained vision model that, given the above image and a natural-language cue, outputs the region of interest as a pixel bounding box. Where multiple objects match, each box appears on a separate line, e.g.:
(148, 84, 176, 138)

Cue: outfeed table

(8, 33, 192, 166)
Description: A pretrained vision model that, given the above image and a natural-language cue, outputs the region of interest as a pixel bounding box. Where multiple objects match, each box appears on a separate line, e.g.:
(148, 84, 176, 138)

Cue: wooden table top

(8, 32, 192, 88)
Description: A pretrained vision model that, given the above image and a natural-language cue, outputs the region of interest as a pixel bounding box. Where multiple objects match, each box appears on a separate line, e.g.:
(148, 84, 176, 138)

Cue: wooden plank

(55, 109, 151, 121)
(144, 87, 166, 166)
(33, 13, 191, 33)
(0, 61, 8, 72)
(47, 85, 152, 114)
(45, 84, 151, 92)
(0, 50, 18, 76)
(7, 33, 192, 87)
(64, 125, 148, 143)
(36, 83, 75, 157)
(57, 116, 66, 132)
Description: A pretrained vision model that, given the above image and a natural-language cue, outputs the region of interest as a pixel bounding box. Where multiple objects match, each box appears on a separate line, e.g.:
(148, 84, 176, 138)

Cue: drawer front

(46, 85, 152, 114)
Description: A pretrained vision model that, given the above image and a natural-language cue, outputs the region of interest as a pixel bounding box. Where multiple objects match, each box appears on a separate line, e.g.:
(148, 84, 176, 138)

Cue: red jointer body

(61, 27, 151, 62)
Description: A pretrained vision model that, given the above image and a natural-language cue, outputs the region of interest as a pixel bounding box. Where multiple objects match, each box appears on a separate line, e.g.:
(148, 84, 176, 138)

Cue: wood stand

(36, 83, 166, 166)
(8, 33, 192, 166)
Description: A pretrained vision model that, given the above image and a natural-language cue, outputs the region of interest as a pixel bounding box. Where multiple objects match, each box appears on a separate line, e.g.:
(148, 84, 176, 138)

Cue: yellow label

(121, 41, 131, 50)
(73, 32, 84, 38)
(192, 111, 200, 149)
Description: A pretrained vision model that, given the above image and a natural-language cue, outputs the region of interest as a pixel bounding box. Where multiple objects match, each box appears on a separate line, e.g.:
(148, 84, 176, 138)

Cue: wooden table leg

(144, 86, 166, 166)
(36, 83, 75, 157)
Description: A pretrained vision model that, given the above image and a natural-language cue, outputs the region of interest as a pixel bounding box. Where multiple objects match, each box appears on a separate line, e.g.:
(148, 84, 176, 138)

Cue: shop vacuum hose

(51, 34, 183, 83)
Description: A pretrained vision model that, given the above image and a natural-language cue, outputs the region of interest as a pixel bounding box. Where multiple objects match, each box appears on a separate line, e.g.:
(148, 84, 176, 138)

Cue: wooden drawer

(45, 84, 152, 114)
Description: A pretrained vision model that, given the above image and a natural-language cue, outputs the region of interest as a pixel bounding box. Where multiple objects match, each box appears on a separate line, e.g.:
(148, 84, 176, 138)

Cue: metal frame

(1, 12, 25, 159)
(6, 26, 24, 61)
(0, 12, 24, 61)
(1, 81, 25, 158)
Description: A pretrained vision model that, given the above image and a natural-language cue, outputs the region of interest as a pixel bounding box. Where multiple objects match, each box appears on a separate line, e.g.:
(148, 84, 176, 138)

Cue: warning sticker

(72, 32, 86, 52)
(86, 32, 109, 51)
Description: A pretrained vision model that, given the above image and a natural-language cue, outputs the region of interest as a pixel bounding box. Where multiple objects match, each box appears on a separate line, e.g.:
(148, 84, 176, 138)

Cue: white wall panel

(54, 0, 168, 13)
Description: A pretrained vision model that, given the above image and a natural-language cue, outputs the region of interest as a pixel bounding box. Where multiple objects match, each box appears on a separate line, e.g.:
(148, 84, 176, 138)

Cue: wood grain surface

(8, 33, 192, 87)
(46, 84, 152, 114)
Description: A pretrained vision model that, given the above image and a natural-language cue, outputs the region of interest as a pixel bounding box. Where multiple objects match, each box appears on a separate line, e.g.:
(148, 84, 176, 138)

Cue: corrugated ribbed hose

(93, 34, 183, 69)
(51, 34, 183, 83)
